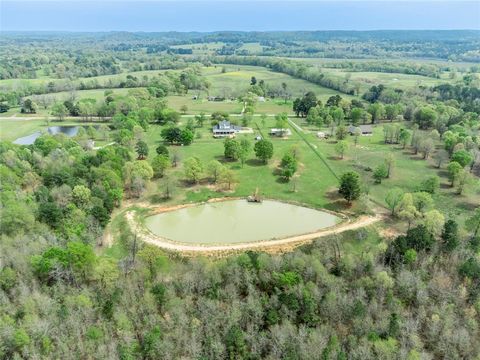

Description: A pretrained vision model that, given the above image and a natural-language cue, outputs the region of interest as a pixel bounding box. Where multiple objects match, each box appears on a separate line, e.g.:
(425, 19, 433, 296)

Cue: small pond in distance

(13, 125, 99, 145)
(144, 200, 340, 245)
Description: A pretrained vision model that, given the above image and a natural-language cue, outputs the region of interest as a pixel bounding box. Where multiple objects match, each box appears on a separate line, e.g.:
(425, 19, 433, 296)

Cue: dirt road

(124, 210, 382, 255)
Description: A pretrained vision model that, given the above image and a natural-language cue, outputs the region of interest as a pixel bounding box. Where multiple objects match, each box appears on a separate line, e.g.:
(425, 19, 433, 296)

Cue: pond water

(144, 200, 340, 245)
(13, 125, 98, 145)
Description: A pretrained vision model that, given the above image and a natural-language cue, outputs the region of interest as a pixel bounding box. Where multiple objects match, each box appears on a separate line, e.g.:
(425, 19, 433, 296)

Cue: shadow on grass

(148, 194, 170, 204)
(214, 155, 231, 163)
(438, 170, 449, 178)
(323, 201, 348, 212)
(275, 176, 290, 184)
(246, 158, 265, 167)
(440, 182, 453, 190)
(458, 201, 480, 212)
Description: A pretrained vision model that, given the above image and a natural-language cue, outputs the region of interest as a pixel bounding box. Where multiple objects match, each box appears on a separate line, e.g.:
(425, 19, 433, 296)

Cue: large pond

(144, 200, 341, 245)
(13, 125, 98, 145)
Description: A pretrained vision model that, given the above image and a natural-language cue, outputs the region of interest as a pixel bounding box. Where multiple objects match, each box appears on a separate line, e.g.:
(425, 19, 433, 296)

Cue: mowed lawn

(141, 116, 479, 218)
(291, 118, 480, 221)
(142, 116, 339, 208)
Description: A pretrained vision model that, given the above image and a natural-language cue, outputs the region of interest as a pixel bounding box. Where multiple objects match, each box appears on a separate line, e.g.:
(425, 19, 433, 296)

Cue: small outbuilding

(208, 96, 225, 102)
(348, 124, 373, 136)
(269, 128, 292, 137)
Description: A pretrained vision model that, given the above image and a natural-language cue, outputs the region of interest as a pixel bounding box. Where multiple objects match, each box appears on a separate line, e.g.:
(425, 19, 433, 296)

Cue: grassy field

(135, 116, 479, 223)
(168, 65, 355, 114)
(291, 67, 451, 94)
(290, 117, 480, 222)
(141, 116, 340, 209)
(1, 65, 352, 117)
(0, 70, 169, 88)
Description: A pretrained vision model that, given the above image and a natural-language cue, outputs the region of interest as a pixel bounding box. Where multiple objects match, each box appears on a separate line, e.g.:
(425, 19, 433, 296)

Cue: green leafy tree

(51, 102, 68, 121)
(350, 107, 363, 126)
(420, 176, 440, 194)
(155, 144, 169, 156)
(254, 139, 274, 164)
(207, 160, 225, 184)
(335, 125, 348, 140)
(180, 128, 194, 145)
(0, 267, 17, 292)
(135, 140, 149, 160)
(367, 103, 385, 123)
(465, 208, 480, 238)
(280, 152, 297, 181)
(224, 138, 240, 161)
(423, 210, 445, 238)
(293, 91, 317, 117)
(22, 98, 38, 113)
(219, 168, 237, 190)
(123, 161, 154, 197)
(184, 157, 203, 183)
(399, 129, 411, 149)
(274, 112, 289, 136)
(138, 245, 168, 280)
(334, 140, 349, 159)
(72, 185, 91, 208)
(459, 257, 480, 281)
(161, 126, 182, 144)
(398, 193, 419, 229)
(238, 139, 250, 167)
(412, 192, 433, 213)
(419, 138, 435, 159)
(455, 169, 471, 195)
(151, 283, 167, 313)
(451, 149, 473, 168)
(151, 155, 170, 178)
(339, 171, 361, 204)
(385, 188, 404, 216)
(225, 325, 247, 360)
(195, 112, 207, 127)
(384, 153, 396, 178)
(441, 219, 459, 252)
(414, 106, 437, 129)
(447, 161, 462, 187)
(373, 164, 388, 184)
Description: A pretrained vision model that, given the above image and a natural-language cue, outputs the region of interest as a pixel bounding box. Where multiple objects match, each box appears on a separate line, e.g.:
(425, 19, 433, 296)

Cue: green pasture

(139, 115, 478, 217)
(141, 116, 339, 209)
(290, 57, 479, 71)
(318, 68, 451, 92)
(1, 65, 352, 116)
(291, 117, 480, 221)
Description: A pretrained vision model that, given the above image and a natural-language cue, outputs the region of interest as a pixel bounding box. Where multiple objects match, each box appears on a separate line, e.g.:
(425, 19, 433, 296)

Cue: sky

(1, 1, 479, 32)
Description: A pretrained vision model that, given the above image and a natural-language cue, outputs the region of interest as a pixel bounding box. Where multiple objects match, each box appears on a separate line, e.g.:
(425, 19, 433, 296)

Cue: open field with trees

(1, 30, 479, 359)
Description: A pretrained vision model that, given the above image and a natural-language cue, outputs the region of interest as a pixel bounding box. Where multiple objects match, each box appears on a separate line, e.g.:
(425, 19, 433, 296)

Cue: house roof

(213, 120, 241, 132)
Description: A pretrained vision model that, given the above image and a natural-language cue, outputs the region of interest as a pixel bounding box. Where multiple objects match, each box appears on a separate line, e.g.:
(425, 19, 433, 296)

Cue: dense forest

(1, 30, 480, 80)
